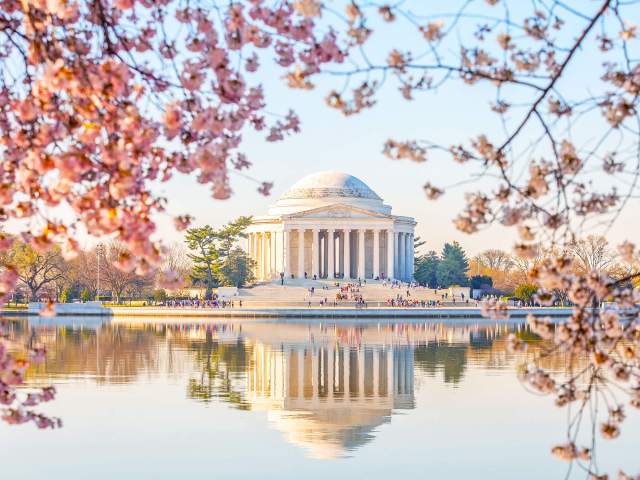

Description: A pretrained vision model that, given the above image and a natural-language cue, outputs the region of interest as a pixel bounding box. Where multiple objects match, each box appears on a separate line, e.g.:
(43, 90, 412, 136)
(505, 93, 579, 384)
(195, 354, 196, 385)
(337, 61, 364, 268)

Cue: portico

(246, 171, 416, 282)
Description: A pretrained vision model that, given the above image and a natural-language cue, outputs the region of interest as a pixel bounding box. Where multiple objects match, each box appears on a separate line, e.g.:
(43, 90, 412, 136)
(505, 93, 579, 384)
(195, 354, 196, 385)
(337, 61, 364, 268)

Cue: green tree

(152, 288, 167, 304)
(80, 287, 92, 302)
(436, 242, 469, 287)
(470, 275, 493, 290)
(413, 236, 426, 254)
(185, 217, 252, 297)
(218, 247, 255, 288)
(59, 285, 73, 303)
(216, 216, 253, 258)
(414, 250, 439, 287)
(515, 284, 539, 303)
(185, 225, 220, 298)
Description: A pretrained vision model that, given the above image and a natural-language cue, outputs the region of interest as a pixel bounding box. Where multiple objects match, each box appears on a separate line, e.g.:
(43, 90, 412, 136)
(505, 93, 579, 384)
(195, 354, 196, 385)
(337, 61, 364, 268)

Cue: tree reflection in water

(9, 318, 570, 459)
(186, 332, 252, 410)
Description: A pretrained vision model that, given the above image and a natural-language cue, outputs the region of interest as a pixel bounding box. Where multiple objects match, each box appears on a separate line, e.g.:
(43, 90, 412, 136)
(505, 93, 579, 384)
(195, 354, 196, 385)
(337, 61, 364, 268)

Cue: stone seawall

(9, 304, 575, 319)
(106, 307, 571, 319)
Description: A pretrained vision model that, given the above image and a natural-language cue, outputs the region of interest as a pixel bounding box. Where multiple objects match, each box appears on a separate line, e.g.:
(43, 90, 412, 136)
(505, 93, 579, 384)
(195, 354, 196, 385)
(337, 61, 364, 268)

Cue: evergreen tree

(216, 216, 253, 258)
(218, 247, 256, 287)
(413, 235, 426, 254)
(414, 250, 440, 287)
(436, 242, 470, 287)
(185, 225, 220, 298)
(185, 217, 253, 297)
(470, 275, 493, 289)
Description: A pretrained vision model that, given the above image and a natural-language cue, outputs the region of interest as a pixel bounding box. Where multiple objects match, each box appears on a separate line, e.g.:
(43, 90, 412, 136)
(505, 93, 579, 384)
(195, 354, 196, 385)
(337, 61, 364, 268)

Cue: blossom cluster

(0, 334, 61, 428)
(0, 0, 348, 285)
(0, 0, 351, 428)
(493, 246, 640, 477)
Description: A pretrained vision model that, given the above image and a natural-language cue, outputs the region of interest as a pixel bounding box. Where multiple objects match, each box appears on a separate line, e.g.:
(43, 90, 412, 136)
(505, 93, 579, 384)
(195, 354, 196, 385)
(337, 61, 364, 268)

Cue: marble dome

(269, 171, 390, 216)
(280, 171, 381, 201)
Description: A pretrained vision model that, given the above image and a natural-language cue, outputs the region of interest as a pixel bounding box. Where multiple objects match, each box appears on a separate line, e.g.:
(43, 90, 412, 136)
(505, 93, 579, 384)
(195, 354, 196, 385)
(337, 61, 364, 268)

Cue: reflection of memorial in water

(245, 342, 414, 459)
(11, 318, 565, 459)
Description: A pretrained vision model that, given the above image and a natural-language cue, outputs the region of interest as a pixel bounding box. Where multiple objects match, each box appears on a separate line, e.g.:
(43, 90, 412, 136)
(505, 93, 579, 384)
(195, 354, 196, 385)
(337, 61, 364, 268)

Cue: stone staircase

(237, 279, 472, 307)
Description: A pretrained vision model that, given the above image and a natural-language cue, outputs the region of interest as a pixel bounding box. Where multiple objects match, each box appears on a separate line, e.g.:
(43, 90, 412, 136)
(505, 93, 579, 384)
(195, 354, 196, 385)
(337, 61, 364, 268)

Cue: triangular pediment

(283, 204, 391, 220)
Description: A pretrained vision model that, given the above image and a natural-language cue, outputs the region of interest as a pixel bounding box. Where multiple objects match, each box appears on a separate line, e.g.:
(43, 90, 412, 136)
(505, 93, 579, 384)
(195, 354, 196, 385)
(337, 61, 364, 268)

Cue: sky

(10, 1, 639, 258)
(155, 78, 526, 256)
(151, 0, 640, 258)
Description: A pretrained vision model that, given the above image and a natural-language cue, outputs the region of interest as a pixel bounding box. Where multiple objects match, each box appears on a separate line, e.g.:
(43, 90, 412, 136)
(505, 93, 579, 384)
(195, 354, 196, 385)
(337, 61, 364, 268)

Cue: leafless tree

(568, 235, 617, 274)
(476, 249, 514, 271)
(158, 242, 192, 288)
(73, 250, 99, 295)
(101, 242, 142, 304)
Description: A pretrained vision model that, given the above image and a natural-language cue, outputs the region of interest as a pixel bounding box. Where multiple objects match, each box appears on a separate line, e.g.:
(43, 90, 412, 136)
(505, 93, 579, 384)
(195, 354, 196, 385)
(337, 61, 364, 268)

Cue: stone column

(254, 232, 261, 280)
(298, 228, 305, 279)
(405, 233, 411, 282)
(280, 231, 285, 274)
(262, 231, 268, 280)
(343, 229, 351, 279)
(387, 230, 395, 280)
(284, 229, 291, 277)
(408, 233, 414, 281)
(398, 232, 404, 281)
(266, 232, 270, 279)
(270, 231, 277, 276)
(327, 229, 335, 279)
(247, 233, 254, 275)
(358, 229, 365, 279)
(338, 232, 344, 278)
(372, 229, 380, 279)
(394, 232, 400, 279)
(322, 232, 327, 278)
(312, 229, 320, 279)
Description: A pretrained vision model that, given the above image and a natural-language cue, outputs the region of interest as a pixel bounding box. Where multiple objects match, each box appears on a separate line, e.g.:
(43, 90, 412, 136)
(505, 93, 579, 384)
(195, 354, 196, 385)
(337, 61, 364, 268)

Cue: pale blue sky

(154, 79, 638, 257)
(153, 0, 640, 257)
(11, 1, 636, 257)
(155, 76, 522, 255)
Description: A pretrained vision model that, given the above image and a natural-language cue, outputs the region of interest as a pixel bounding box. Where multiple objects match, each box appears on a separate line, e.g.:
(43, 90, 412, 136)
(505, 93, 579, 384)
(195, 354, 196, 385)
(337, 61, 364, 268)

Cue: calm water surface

(1, 316, 638, 479)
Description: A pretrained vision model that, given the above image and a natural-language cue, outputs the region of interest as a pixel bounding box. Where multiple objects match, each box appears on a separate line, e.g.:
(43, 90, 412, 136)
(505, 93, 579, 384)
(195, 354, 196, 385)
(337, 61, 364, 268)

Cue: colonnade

(248, 343, 415, 407)
(247, 227, 414, 281)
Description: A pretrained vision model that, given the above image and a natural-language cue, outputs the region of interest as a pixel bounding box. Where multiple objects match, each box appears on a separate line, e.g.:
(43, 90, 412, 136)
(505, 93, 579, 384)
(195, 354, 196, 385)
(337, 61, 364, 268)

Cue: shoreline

(4, 306, 574, 319)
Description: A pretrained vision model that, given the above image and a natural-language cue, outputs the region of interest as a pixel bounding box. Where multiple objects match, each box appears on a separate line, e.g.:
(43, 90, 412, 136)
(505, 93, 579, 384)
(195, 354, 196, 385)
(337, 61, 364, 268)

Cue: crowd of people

(298, 280, 477, 308)
(155, 280, 479, 310)
(164, 298, 242, 308)
(386, 297, 441, 307)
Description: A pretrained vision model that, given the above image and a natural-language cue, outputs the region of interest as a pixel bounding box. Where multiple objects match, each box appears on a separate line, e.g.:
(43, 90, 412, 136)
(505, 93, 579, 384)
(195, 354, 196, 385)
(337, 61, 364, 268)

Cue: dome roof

(267, 170, 391, 216)
(280, 171, 381, 201)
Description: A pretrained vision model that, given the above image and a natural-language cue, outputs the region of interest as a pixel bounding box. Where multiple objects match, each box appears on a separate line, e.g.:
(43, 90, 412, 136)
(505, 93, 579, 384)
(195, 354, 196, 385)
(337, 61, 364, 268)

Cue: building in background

(246, 171, 417, 282)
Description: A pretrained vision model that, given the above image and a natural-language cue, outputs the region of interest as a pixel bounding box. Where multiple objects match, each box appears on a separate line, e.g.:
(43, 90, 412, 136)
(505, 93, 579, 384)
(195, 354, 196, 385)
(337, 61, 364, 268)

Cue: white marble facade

(246, 171, 416, 281)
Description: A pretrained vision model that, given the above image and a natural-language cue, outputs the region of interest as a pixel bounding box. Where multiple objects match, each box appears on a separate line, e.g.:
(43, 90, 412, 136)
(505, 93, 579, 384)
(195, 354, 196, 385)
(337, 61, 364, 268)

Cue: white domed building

(246, 171, 416, 281)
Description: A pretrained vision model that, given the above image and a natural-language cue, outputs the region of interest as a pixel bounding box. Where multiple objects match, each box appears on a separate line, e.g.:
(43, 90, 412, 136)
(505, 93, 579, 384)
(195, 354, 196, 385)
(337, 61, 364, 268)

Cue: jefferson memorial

(246, 171, 417, 281)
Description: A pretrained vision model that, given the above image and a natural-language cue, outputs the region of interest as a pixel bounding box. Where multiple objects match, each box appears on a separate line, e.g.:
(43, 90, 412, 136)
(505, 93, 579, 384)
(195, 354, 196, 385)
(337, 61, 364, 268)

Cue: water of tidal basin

(1, 317, 639, 479)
